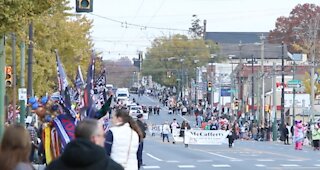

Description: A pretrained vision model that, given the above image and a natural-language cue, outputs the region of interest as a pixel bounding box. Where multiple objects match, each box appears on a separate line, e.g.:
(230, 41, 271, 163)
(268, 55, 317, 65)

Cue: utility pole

(11, 33, 17, 123)
(251, 55, 255, 122)
(203, 20, 207, 40)
(27, 22, 34, 116)
(238, 41, 244, 114)
(281, 42, 285, 131)
(292, 63, 296, 126)
(195, 67, 198, 105)
(0, 35, 5, 140)
(272, 62, 277, 141)
(20, 42, 26, 125)
(310, 18, 318, 123)
(260, 35, 265, 127)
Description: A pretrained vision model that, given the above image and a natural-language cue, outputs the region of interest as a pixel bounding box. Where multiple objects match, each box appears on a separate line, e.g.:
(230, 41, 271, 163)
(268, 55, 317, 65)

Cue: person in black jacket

(136, 114, 148, 168)
(46, 119, 123, 170)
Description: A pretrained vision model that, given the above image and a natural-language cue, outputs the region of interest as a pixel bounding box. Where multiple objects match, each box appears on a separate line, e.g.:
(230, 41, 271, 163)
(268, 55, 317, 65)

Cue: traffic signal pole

(19, 42, 26, 125)
(11, 33, 17, 123)
(0, 35, 5, 140)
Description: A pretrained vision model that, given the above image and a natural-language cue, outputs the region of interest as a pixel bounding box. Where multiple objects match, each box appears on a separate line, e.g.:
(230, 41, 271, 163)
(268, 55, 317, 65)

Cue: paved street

(135, 94, 320, 170)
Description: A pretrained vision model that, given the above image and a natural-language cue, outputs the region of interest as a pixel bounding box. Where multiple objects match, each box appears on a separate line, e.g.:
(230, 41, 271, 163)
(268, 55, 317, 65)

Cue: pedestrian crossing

(142, 159, 319, 169)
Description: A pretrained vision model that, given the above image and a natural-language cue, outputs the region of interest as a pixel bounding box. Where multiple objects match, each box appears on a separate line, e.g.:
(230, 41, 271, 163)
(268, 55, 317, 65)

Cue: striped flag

(84, 52, 95, 118)
(74, 65, 84, 89)
(54, 49, 76, 118)
(55, 50, 69, 94)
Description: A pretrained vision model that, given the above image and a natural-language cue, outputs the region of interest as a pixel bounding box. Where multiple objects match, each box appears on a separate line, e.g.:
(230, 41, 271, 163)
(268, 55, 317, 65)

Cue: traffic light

(5, 66, 13, 87)
(207, 81, 212, 92)
(234, 100, 239, 110)
(76, 0, 93, 13)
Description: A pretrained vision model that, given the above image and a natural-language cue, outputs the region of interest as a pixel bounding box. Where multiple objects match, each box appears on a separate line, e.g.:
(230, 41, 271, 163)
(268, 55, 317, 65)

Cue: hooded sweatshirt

(46, 139, 123, 170)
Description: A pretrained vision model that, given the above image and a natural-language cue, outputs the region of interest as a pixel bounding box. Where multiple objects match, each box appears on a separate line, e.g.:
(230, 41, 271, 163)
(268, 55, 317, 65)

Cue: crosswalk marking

(196, 160, 212, 162)
(287, 159, 303, 162)
(212, 164, 231, 168)
(314, 164, 320, 167)
(178, 165, 196, 168)
(143, 166, 160, 169)
(280, 164, 300, 167)
(230, 159, 243, 162)
(167, 160, 180, 163)
(257, 159, 274, 162)
(255, 164, 266, 167)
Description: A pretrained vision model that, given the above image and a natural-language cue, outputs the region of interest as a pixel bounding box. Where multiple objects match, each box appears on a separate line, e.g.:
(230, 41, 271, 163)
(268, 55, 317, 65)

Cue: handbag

(123, 130, 133, 169)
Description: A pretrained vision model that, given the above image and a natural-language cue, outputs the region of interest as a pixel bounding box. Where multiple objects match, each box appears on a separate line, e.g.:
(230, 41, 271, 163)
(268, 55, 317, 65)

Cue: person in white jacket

(105, 109, 144, 170)
(162, 121, 171, 142)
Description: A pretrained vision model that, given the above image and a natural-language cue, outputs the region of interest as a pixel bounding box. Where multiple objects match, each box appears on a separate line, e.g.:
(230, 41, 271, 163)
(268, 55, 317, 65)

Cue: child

(227, 130, 234, 148)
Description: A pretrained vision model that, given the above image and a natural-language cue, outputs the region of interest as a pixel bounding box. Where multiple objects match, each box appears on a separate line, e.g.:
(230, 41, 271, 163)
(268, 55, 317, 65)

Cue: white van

(116, 88, 129, 101)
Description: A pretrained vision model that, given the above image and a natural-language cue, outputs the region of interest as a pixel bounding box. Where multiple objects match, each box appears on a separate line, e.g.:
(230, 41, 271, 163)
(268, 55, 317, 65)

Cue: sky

(68, 0, 320, 60)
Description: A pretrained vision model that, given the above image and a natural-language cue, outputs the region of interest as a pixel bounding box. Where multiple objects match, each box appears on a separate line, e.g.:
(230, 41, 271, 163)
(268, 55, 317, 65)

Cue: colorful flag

(74, 65, 84, 89)
(84, 52, 95, 118)
(55, 50, 69, 94)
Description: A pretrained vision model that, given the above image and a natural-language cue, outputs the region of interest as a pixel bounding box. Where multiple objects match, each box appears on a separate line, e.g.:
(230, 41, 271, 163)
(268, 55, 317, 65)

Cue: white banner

(184, 130, 229, 145)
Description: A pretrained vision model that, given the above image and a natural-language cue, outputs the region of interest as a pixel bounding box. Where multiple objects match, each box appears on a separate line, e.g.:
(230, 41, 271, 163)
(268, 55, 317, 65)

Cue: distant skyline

(69, 0, 319, 60)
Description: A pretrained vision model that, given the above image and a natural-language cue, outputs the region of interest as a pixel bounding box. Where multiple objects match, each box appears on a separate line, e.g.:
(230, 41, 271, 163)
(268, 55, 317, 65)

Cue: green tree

(3, 1, 96, 96)
(142, 34, 220, 86)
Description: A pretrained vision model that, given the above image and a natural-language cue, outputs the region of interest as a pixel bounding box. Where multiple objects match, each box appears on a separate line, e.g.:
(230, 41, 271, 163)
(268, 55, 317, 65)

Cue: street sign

(287, 84, 302, 88)
(288, 79, 301, 85)
(18, 88, 27, 100)
(287, 79, 301, 88)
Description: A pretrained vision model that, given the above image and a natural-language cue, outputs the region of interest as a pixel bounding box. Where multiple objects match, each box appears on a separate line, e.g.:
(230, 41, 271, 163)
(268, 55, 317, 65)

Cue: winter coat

(105, 123, 139, 170)
(46, 139, 123, 170)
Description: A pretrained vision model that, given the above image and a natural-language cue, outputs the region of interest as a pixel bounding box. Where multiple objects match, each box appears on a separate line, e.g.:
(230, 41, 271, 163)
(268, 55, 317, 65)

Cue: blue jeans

(162, 134, 169, 142)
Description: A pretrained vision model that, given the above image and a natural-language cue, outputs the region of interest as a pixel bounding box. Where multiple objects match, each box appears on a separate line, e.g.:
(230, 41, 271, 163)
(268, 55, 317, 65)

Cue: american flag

(84, 51, 95, 118)
(55, 49, 69, 93)
(54, 49, 76, 118)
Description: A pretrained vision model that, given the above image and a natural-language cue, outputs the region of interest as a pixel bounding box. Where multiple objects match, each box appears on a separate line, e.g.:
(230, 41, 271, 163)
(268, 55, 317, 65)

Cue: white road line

(143, 166, 161, 169)
(255, 164, 266, 167)
(287, 159, 303, 162)
(167, 160, 180, 163)
(146, 153, 163, 161)
(208, 152, 238, 160)
(178, 165, 196, 168)
(280, 164, 300, 167)
(257, 159, 274, 162)
(230, 159, 243, 162)
(212, 164, 231, 168)
(196, 160, 213, 162)
(314, 164, 320, 167)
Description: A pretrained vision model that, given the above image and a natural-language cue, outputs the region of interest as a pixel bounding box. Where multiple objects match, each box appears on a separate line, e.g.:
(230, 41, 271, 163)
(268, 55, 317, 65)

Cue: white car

(129, 105, 143, 119)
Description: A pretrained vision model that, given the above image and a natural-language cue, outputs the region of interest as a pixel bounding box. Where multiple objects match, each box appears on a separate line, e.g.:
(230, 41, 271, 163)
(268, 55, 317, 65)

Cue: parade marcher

(46, 119, 124, 170)
(105, 109, 144, 170)
(170, 118, 180, 134)
(180, 121, 191, 148)
(283, 123, 290, 145)
(26, 118, 38, 162)
(227, 129, 235, 148)
(294, 120, 304, 150)
(312, 124, 320, 150)
(136, 114, 148, 167)
(0, 124, 34, 170)
(162, 121, 171, 143)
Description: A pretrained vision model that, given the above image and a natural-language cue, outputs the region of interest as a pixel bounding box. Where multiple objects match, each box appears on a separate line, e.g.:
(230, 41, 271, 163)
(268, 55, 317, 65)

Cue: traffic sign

(287, 84, 301, 88)
(288, 79, 301, 85)
(287, 79, 301, 88)
(18, 88, 27, 100)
